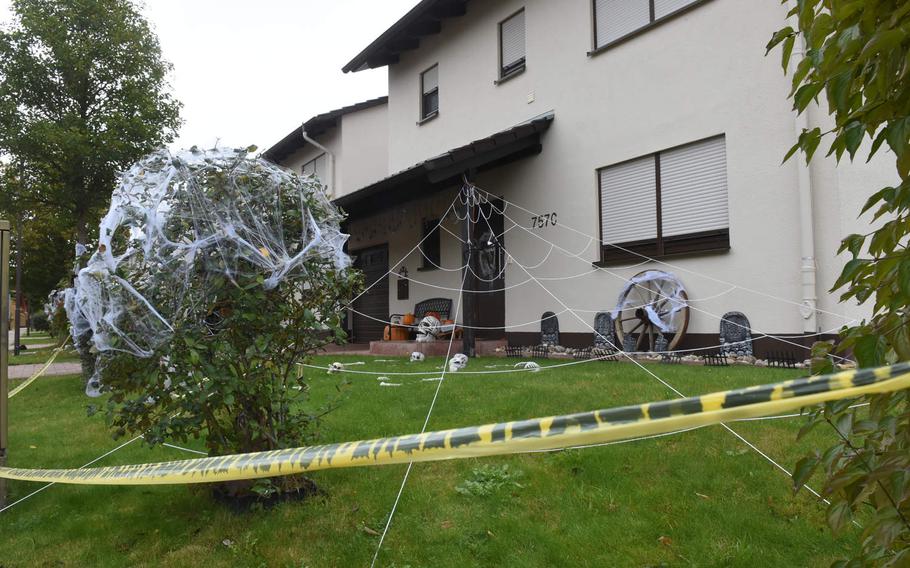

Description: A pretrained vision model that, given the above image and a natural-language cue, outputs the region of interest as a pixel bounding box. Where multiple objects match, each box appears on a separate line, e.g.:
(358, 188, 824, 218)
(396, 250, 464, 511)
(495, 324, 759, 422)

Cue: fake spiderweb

(65, 147, 351, 396)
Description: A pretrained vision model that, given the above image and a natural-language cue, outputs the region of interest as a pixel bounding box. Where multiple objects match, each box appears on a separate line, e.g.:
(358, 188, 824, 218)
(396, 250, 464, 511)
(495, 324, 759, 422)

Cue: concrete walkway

(9, 362, 81, 380)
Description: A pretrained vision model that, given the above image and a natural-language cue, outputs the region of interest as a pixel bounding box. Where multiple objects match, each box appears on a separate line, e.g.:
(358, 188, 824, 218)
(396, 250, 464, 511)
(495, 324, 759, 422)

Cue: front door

(470, 198, 505, 339)
(351, 244, 389, 343)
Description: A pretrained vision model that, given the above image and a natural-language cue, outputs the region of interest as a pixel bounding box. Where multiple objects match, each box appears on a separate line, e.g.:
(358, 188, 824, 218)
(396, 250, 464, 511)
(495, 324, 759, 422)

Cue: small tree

(768, 2, 910, 565)
(71, 148, 360, 501)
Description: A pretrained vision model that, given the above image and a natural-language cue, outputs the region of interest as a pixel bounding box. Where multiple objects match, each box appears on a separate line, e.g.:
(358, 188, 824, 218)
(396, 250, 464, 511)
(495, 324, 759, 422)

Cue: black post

(13, 219, 21, 356)
(1, 219, 10, 507)
(460, 184, 476, 357)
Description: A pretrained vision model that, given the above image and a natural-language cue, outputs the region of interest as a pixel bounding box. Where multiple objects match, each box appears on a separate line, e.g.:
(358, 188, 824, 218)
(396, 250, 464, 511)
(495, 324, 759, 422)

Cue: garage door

(351, 244, 389, 342)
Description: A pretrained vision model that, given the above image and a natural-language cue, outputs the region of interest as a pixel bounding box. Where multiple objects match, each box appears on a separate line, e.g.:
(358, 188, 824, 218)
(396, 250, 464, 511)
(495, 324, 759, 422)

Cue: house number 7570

(529, 212, 557, 228)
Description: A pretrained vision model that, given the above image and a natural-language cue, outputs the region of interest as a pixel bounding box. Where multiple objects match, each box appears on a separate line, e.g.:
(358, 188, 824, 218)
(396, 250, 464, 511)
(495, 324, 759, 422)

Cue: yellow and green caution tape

(8, 337, 71, 399)
(1, 362, 907, 486)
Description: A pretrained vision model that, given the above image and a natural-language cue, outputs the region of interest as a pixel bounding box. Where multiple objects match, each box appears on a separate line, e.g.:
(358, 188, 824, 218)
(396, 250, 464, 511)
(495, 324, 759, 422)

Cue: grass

(0, 355, 860, 566)
(9, 345, 80, 366)
(9, 332, 56, 346)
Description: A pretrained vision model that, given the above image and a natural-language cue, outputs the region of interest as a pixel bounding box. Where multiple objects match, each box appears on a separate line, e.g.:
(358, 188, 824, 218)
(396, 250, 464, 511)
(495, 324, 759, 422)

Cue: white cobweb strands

(65, 147, 352, 395)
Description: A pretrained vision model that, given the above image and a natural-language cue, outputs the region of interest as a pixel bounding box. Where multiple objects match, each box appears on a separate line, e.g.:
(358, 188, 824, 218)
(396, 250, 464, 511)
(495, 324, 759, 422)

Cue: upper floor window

(593, 0, 706, 52)
(302, 153, 327, 184)
(597, 135, 729, 264)
(499, 9, 526, 80)
(420, 64, 439, 121)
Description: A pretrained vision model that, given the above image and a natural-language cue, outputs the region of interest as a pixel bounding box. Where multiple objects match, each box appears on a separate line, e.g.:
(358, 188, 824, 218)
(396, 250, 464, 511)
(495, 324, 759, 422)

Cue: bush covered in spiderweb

(65, 146, 361, 500)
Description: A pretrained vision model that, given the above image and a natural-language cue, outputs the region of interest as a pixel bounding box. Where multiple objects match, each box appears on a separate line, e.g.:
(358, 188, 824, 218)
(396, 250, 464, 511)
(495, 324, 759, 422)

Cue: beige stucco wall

(280, 103, 389, 199)
(369, 0, 893, 339)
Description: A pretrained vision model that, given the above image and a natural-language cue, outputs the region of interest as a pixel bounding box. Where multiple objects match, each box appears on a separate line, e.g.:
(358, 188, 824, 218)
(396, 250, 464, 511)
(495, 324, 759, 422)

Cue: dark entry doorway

(470, 198, 505, 339)
(351, 244, 389, 342)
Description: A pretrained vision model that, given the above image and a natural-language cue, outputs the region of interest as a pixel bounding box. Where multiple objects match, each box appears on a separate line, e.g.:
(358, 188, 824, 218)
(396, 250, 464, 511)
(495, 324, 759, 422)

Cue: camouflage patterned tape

(1, 363, 908, 486)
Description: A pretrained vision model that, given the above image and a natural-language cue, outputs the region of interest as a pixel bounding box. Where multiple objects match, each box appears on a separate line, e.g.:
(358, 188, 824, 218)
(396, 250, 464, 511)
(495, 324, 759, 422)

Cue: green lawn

(9, 345, 80, 366)
(9, 332, 56, 346)
(0, 356, 858, 566)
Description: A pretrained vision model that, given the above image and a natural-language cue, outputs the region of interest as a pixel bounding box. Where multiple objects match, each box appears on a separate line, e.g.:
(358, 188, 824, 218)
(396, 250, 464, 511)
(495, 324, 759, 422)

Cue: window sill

(587, 0, 714, 58)
(494, 65, 525, 85)
(593, 245, 729, 267)
(416, 111, 439, 126)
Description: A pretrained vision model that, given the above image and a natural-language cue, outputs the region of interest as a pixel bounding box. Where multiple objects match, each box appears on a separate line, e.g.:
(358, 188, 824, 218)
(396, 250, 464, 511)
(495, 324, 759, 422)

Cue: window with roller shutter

(420, 64, 439, 121)
(592, 0, 710, 52)
(597, 135, 729, 263)
(499, 9, 526, 79)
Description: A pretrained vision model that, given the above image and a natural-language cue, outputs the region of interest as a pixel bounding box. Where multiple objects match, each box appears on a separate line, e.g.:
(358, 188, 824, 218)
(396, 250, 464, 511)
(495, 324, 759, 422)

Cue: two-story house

(264, 0, 895, 356)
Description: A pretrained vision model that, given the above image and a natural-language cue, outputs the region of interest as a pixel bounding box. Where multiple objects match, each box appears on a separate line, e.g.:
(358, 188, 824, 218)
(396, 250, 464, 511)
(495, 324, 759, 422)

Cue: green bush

(30, 311, 49, 332)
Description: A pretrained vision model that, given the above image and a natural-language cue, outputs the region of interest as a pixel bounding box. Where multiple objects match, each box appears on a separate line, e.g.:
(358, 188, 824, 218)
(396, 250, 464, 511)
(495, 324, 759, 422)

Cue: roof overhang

(262, 96, 388, 163)
(342, 0, 469, 73)
(335, 112, 554, 217)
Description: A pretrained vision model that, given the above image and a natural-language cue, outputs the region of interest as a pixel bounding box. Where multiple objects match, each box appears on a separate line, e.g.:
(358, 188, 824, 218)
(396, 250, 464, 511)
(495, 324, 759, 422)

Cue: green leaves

(770, 2, 910, 564)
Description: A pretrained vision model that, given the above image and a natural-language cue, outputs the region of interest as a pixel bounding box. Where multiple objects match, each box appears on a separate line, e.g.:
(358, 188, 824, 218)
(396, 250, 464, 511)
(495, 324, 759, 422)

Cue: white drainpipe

(301, 126, 336, 198)
(788, 5, 818, 334)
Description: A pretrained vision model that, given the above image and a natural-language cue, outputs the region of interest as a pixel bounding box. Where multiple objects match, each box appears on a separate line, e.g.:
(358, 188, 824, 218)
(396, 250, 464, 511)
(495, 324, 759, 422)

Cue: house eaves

(335, 112, 554, 217)
(342, 0, 469, 73)
(262, 96, 388, 163)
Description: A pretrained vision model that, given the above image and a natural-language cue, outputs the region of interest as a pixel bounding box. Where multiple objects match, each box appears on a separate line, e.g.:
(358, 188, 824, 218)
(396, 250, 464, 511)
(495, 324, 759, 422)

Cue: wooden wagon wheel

(613, 270, 689, 352)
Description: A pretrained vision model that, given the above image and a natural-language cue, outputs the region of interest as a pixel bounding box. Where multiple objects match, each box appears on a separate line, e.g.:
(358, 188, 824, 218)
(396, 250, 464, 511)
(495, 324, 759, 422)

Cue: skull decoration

(448, 353, 468, 372)
(327, 362, 344, 374)
(416, 315, 441, 343)
(514, 361, 541, 372)
(410, 351, 426, 362)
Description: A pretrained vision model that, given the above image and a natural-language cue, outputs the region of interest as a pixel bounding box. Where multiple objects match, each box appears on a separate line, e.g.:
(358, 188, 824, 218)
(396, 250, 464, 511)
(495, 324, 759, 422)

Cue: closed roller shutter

(600, 155, 657, 244)
(422, 65, 438, 95)
(594, 0, 650, 48)
(501, 10, 525, 71)
(653, 0, 698, 19)
(659, 136, 728, 237)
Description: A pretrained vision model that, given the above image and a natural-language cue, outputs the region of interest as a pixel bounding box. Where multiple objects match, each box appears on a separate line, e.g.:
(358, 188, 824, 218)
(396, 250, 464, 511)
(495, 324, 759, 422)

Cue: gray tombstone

(593, 312, 615, 350)
(540, 311, 559, 346)
(719, 311, 753, 356)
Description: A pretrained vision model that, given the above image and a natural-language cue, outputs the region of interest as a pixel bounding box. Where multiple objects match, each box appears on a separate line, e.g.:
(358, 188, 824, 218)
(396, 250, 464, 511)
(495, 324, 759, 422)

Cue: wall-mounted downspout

(301, 126, 336, 198)
(788, 4, 818, 334)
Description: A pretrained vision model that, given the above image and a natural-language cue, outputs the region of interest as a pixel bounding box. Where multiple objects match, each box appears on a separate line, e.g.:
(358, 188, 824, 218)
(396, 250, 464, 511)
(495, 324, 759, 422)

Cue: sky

(0, 0, 418, 151)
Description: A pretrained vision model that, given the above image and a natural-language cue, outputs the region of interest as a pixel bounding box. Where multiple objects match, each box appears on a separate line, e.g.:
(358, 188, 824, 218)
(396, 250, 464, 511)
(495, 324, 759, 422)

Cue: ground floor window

(597, 134, 729, 264)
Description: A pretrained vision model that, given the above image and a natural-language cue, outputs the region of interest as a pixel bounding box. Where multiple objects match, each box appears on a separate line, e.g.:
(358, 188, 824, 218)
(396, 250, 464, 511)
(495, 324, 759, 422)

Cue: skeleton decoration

(448, 353, 468, 372)
(416, 315, 441, 342)
(64, 147, 351, 396)
(409, 351, 426, 362)
(514, 361, 541, 372)
(328, 362, 345, 374)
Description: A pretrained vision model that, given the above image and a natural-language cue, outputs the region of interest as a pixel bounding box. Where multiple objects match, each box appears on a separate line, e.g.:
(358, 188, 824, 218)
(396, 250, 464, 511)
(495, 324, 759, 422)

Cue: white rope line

(0, 435, 143, 515)
(345, 195, 461, 308)
(159, 442, 208, 456)
(344, 305, 575, 331)
(498, 228, 833, 510)
(371, 235, 470, 568)
(497, 205, 852, 362)
(473, 184, 855, 323)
